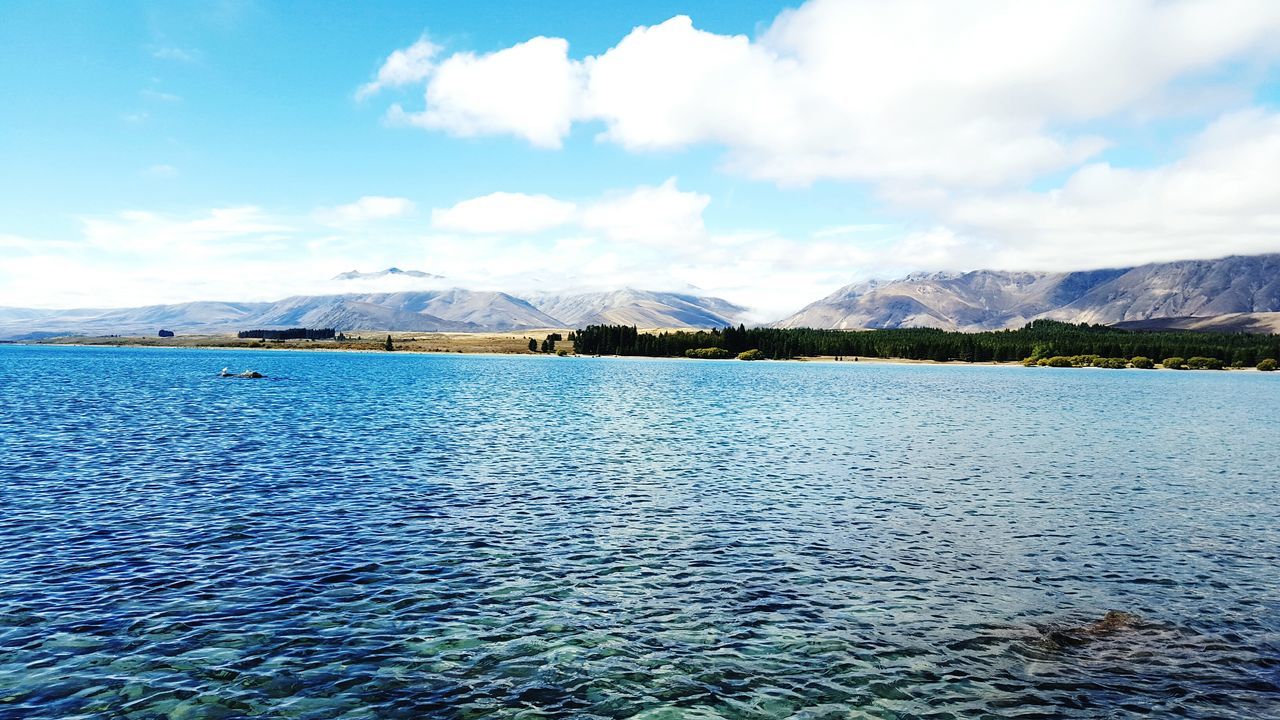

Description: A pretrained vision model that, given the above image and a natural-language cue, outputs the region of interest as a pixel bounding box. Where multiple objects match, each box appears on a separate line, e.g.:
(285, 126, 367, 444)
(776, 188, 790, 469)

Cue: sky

(3, 0, 1280, 319)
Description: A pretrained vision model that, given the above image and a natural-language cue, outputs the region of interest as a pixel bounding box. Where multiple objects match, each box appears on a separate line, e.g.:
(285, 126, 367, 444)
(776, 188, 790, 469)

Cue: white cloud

(418, 181, 853, 319)
(579, 178, 708, 245)
(152, 46, 197, 62)
(431, 192, 576, 234)
(371, 1, 1280, 188)
(316, 196, 415, 225)
(357, 37, 440, 100)
(812, 224, 890, 238)
(388, 36, 585, 148)
(11, 100, 1280, 317)
(431, 179, 708, 245)
(141, 88, 181, 103)
(81, 206, 292, 255)
(0, 234, 81, 253)
(145, 164, 178, 178)
(925, 108, 1280, 270)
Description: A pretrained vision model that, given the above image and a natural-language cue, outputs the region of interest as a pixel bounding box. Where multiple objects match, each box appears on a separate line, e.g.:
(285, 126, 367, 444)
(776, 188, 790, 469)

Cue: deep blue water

(1, 344, 1279, 719)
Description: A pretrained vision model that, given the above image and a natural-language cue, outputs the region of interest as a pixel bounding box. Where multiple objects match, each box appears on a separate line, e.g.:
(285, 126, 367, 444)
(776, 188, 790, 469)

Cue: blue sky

(3, 0, 1280, 316)
(1, 1, 818, 234)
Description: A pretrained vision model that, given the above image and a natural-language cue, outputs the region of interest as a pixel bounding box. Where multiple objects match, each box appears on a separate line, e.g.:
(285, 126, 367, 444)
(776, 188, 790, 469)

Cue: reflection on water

(1, 345, 1277, 718)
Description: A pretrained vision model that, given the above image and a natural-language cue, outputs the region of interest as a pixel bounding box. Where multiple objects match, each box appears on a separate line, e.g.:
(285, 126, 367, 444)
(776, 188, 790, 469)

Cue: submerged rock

(1044, 610, 1141, 648)
(218, 368, 265, 379)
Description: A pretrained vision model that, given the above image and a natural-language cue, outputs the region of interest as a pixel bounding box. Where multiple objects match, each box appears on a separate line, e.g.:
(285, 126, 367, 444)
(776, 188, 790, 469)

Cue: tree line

(571, 320, 1280, 365)
(237, 328, 336, 340)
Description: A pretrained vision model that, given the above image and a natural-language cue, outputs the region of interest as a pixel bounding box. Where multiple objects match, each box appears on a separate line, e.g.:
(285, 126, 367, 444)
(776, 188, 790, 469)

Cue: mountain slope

(776, 254, 1280, 331)
(0, 287, 744, 338)
(332, 267, 443, 281)
(529, 289, 749, 328)
(777, 269, 1126, 331)
(1041, 255, 1280, 324)
(1113, 312, 1280, 334)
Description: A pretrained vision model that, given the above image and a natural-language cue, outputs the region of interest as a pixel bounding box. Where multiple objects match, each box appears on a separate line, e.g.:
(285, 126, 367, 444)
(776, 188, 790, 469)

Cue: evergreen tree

(528, 338, 537, 352)
(384, 335, 394, 352)
(568, 320, 1279, 364)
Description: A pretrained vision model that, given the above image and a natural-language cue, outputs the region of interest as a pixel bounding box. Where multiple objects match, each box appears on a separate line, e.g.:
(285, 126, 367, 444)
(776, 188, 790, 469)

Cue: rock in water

(1086, 610, 1140, 634)
(1044, 610, 1140, 648)
(219, 369, 265, 379)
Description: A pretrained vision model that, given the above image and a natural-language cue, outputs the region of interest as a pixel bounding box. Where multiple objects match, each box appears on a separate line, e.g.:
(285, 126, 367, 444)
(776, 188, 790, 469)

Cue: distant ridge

(528, 289, 748, 328)
(777, 254, 1280, 331)
(8, 253, 1280, 339)
(332, 267, 444, 281)
(0, 287, 748, 339)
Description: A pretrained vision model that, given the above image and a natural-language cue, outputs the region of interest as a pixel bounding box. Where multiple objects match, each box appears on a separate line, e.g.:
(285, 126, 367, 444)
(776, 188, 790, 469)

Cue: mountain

(1038, 255, 1280, 325)
(777, 269, 1127, 330)
(777, 254, 1280, 331)
(0, 287, 742, 339)
(0, 302, 269, 339)
(1112, 312, 1280, 334)
(529, 289, 749, 328)
(332, 267, 444, 281)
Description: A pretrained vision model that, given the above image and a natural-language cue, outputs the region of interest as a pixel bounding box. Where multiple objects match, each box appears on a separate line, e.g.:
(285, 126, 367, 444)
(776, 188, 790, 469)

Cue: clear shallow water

(1, 345, 1278, 720)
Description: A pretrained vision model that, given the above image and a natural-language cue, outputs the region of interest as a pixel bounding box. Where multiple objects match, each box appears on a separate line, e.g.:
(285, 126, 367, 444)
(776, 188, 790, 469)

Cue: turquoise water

(1, 344, 1278, 719)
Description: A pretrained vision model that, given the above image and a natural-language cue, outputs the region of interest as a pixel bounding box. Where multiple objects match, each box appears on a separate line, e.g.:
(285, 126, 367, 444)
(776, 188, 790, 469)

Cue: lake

(1, 345, 1278, 718)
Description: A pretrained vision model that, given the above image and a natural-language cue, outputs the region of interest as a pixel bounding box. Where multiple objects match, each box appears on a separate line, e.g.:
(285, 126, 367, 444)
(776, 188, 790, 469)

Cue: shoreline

(18, 337, 1264, 371)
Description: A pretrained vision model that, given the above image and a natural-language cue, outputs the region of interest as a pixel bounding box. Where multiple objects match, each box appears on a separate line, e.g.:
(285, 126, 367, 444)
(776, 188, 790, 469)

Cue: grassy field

(39, 330, 577, 355)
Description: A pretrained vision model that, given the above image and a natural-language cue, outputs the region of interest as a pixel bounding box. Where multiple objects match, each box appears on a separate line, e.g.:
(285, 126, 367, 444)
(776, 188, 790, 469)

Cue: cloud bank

(374, 0, 1280, 188)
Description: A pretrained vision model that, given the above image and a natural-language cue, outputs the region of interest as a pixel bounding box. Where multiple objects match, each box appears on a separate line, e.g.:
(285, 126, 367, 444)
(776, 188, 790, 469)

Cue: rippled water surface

(2, 345, 1279, 719)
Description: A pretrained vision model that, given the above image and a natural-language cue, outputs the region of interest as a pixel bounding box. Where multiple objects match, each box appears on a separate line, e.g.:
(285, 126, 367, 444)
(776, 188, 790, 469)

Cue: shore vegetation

(685, 347, 732, 359)
(572, 320, 1280, 365)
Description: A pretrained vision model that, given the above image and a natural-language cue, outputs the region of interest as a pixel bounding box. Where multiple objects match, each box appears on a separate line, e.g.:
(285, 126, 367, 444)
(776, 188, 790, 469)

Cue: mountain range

(3, 254, 1279, 340)
(331, 267, 444, 281)
(0, 286, 750, 340)
(776, 254, 1280, 332)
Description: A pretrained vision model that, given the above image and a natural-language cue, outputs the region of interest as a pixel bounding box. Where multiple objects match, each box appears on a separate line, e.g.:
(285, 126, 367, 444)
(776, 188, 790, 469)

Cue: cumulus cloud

(419, 181, 859, 319)
(0, 206, 443, 308)
(369, 0, 1280, 188)
(927, 108, 1280, 270)
(389, 36, 583, 148)
(431, 179, 709, 245)
(81, 206, 292, 255)
(579, 179, 709, 245)
(316, 196, 415, 225)
(357, 37, 440, 100)
(431, 192, 576, 234)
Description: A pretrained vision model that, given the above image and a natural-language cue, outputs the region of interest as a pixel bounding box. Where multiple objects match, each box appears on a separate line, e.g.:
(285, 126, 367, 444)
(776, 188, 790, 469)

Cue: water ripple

(1, 346, 1278, 718)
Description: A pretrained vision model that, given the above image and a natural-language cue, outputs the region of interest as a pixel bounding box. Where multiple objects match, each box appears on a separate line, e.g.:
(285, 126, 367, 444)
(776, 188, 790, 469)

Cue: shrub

(1022, 357, 1040, 367)
(1071, 354, 1101, 367)
(1231, 360, 1248, 369)
(1130, 356, 1154, 369)
(1186, 356, 1223, 370)
(1096, 357, 1129, 369)
(1162, 357, 1187, 370)
(1259, 358, 1278, 372)
(556, 348, 571, 356)
(685, 347, 732, 359)
(1044, 356, 1074, 368)
(737, 349, 766, 361)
